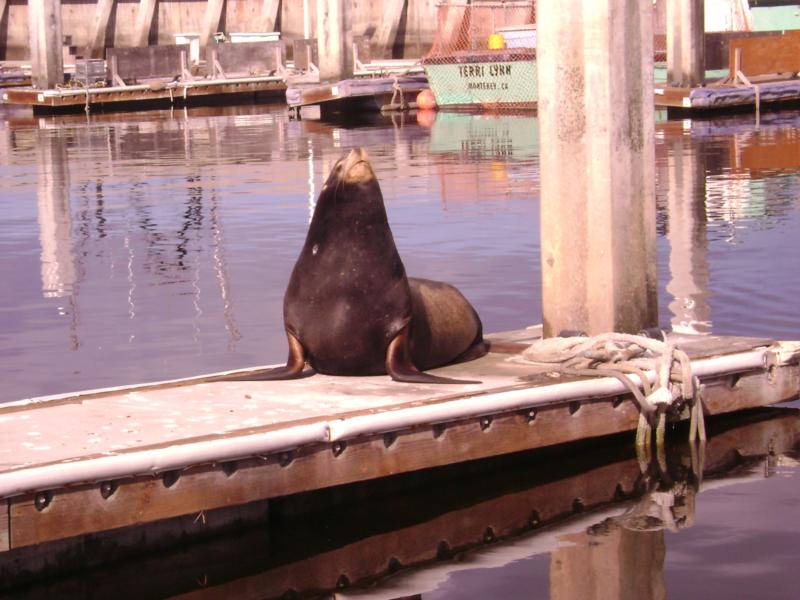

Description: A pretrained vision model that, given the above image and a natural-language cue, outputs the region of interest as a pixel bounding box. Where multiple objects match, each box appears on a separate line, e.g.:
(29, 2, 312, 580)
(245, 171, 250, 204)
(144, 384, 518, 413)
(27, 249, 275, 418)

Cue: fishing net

(421, 1, 538, 110)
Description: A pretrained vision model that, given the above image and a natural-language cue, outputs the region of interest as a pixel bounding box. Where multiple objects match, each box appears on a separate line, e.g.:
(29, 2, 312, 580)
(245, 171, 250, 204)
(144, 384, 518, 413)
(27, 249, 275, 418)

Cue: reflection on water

(1, 104, 799, 593)
(1, 106, 798, 402)
(4, 408, 798, 598)
(655, 112, 800, 339)
(659, 127, 712, 334)
(0, 106, 542, 401)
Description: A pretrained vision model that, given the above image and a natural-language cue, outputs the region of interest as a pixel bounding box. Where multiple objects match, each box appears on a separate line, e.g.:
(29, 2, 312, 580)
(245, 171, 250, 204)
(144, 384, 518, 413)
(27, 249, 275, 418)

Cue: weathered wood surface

(0, 329, 796, 554)
(201, 0, 226, 47)
(208, 41, 285, 78)
(703, 31, 776, 71)
(169, 460, 642, 599)
(1, 0, 439, 62)
(259, 0, 281, 32)
(1, 77, 286, 113)
(106, 45, 186, 83)
(133, 0, 158, 47)
(4, 399, 644, 548)
(170, 410, 800, 599)
(0, 500, 8, 552)
(729, 30, 800, 78)
(293, 38, 319, 70)
(656, 78, 800, 110)
(28, 0, 64, 89)
(375, 0, 406, 58)
(286, 74, 428, 107)
(87, 0, 116, 59)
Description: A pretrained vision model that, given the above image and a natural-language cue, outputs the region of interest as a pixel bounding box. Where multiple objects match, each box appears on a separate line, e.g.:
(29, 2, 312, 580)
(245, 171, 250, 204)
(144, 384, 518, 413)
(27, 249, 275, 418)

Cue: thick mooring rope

(519, 333, 707, 451)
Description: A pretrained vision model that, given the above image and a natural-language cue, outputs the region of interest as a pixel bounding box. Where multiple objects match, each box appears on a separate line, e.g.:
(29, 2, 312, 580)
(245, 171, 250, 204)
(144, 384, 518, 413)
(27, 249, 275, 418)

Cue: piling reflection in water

(659, 125, 712, 335)
(656, 111, 800, 339)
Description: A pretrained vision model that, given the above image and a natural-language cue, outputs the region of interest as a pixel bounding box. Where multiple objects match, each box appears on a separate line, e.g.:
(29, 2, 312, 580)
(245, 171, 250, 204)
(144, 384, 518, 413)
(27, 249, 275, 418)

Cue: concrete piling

(27, 0, 64, 89)
(666, 0, 705, 87)
(537, 0, 657, 338)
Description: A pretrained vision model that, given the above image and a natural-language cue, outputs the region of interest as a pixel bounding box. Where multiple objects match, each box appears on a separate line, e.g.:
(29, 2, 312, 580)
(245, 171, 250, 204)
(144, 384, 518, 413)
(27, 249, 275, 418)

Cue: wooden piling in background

(375, 0, 406, 58)
(27, 0, 64, 89)
(667, 0, 705, 87)
(201, 0, 225, 48)
(537, 0, 657, 337)
(316, 0, 353, 81)
(133, 0, 157, 47)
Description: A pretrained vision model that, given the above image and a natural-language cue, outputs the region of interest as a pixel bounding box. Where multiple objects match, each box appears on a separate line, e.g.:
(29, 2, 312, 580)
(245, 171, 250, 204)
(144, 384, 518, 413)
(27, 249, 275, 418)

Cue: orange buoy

(416, 108, 436, 128)
(416, 89, 437, 110)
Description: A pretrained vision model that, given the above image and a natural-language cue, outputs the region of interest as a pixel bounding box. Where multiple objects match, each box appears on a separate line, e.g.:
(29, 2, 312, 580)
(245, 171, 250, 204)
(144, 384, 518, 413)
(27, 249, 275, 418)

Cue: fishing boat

(421, 1, 538, 110)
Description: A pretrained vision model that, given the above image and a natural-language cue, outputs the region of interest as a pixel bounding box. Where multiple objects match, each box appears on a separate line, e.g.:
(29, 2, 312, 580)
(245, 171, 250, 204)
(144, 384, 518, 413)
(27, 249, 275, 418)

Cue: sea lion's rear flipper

(386, 326, 482, 385)
(226, 332, 309, 381)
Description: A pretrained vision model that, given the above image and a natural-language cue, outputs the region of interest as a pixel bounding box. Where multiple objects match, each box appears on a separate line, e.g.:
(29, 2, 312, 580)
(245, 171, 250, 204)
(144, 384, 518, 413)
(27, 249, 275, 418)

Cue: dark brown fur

(254, 148, 486, 384)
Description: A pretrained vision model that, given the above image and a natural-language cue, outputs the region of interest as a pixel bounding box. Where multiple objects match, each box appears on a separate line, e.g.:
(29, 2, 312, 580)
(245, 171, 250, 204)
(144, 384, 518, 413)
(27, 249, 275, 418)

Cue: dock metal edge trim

(327, 348, 769, 441)
(0, 422, 330, 500)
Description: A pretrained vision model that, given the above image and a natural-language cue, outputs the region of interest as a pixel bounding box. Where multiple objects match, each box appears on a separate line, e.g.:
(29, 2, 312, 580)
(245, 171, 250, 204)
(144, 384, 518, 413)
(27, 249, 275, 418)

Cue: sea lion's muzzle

(342, 148, 375, 184)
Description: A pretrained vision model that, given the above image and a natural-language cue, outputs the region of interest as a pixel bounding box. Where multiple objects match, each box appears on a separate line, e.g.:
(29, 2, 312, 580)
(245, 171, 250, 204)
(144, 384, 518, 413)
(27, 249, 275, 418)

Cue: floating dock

(2, 77, 286, 114)
(1, 326, 798, 570)
(3, 378, 797, 594)
(655, 29, 800, 114)
(286, 74, 429, 117)
(655, 77, 800, 112)
(1, 42, 295, 114)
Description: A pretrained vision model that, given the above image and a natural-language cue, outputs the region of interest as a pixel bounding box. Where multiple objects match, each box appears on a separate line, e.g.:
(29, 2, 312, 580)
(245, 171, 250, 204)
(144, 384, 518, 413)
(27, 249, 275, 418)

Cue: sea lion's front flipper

(226, 332, 310, 381)
(386, 326, 482, 385)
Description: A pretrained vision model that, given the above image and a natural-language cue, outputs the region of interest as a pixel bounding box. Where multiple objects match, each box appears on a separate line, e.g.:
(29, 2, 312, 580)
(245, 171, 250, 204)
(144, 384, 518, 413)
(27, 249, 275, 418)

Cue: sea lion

(257, 147, 486, 384)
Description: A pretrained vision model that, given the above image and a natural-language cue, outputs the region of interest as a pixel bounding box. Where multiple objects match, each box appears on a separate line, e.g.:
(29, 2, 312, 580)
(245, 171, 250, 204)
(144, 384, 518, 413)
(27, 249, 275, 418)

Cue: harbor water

(0, 103, 798, 596)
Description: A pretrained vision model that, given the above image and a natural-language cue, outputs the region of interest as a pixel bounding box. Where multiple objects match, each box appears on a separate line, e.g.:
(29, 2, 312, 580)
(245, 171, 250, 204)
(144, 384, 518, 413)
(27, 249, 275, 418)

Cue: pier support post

(87, 0, 115, 58)
(537, 0, 657, 338)
(27, 0, 64, 89)
(315, 0, 353, 81)
(133, 0, 157, 47)
(666, 0, 705, 87)
(200, 0, 225, 48)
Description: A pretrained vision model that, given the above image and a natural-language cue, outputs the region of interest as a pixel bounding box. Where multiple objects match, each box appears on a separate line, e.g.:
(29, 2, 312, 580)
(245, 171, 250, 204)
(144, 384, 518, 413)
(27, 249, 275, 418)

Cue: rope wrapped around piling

(518, 333, 706, 449)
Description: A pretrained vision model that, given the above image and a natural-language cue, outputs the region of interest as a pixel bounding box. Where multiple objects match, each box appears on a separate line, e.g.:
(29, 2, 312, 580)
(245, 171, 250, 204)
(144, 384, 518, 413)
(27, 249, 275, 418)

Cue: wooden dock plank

(0, 500, 8, 552)
(4, 409, 796, 594)
(5, 399, 640, 549)
(730, 30, 800, 79)
(286, 74, 428, 109)
(656, 80, 800, 111)
(1, 78, 286, 113)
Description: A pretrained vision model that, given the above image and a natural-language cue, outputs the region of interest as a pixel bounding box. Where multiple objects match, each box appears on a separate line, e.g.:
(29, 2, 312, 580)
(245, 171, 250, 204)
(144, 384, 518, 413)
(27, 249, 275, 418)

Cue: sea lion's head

(312, 148, 385, 227)
(340, 147, 375, 184)
(322, 148, 377, 191)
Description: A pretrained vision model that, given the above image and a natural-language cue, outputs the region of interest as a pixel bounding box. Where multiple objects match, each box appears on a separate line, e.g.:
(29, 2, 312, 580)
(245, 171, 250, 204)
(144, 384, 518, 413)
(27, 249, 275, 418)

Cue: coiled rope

(519, 333, 706, 452)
